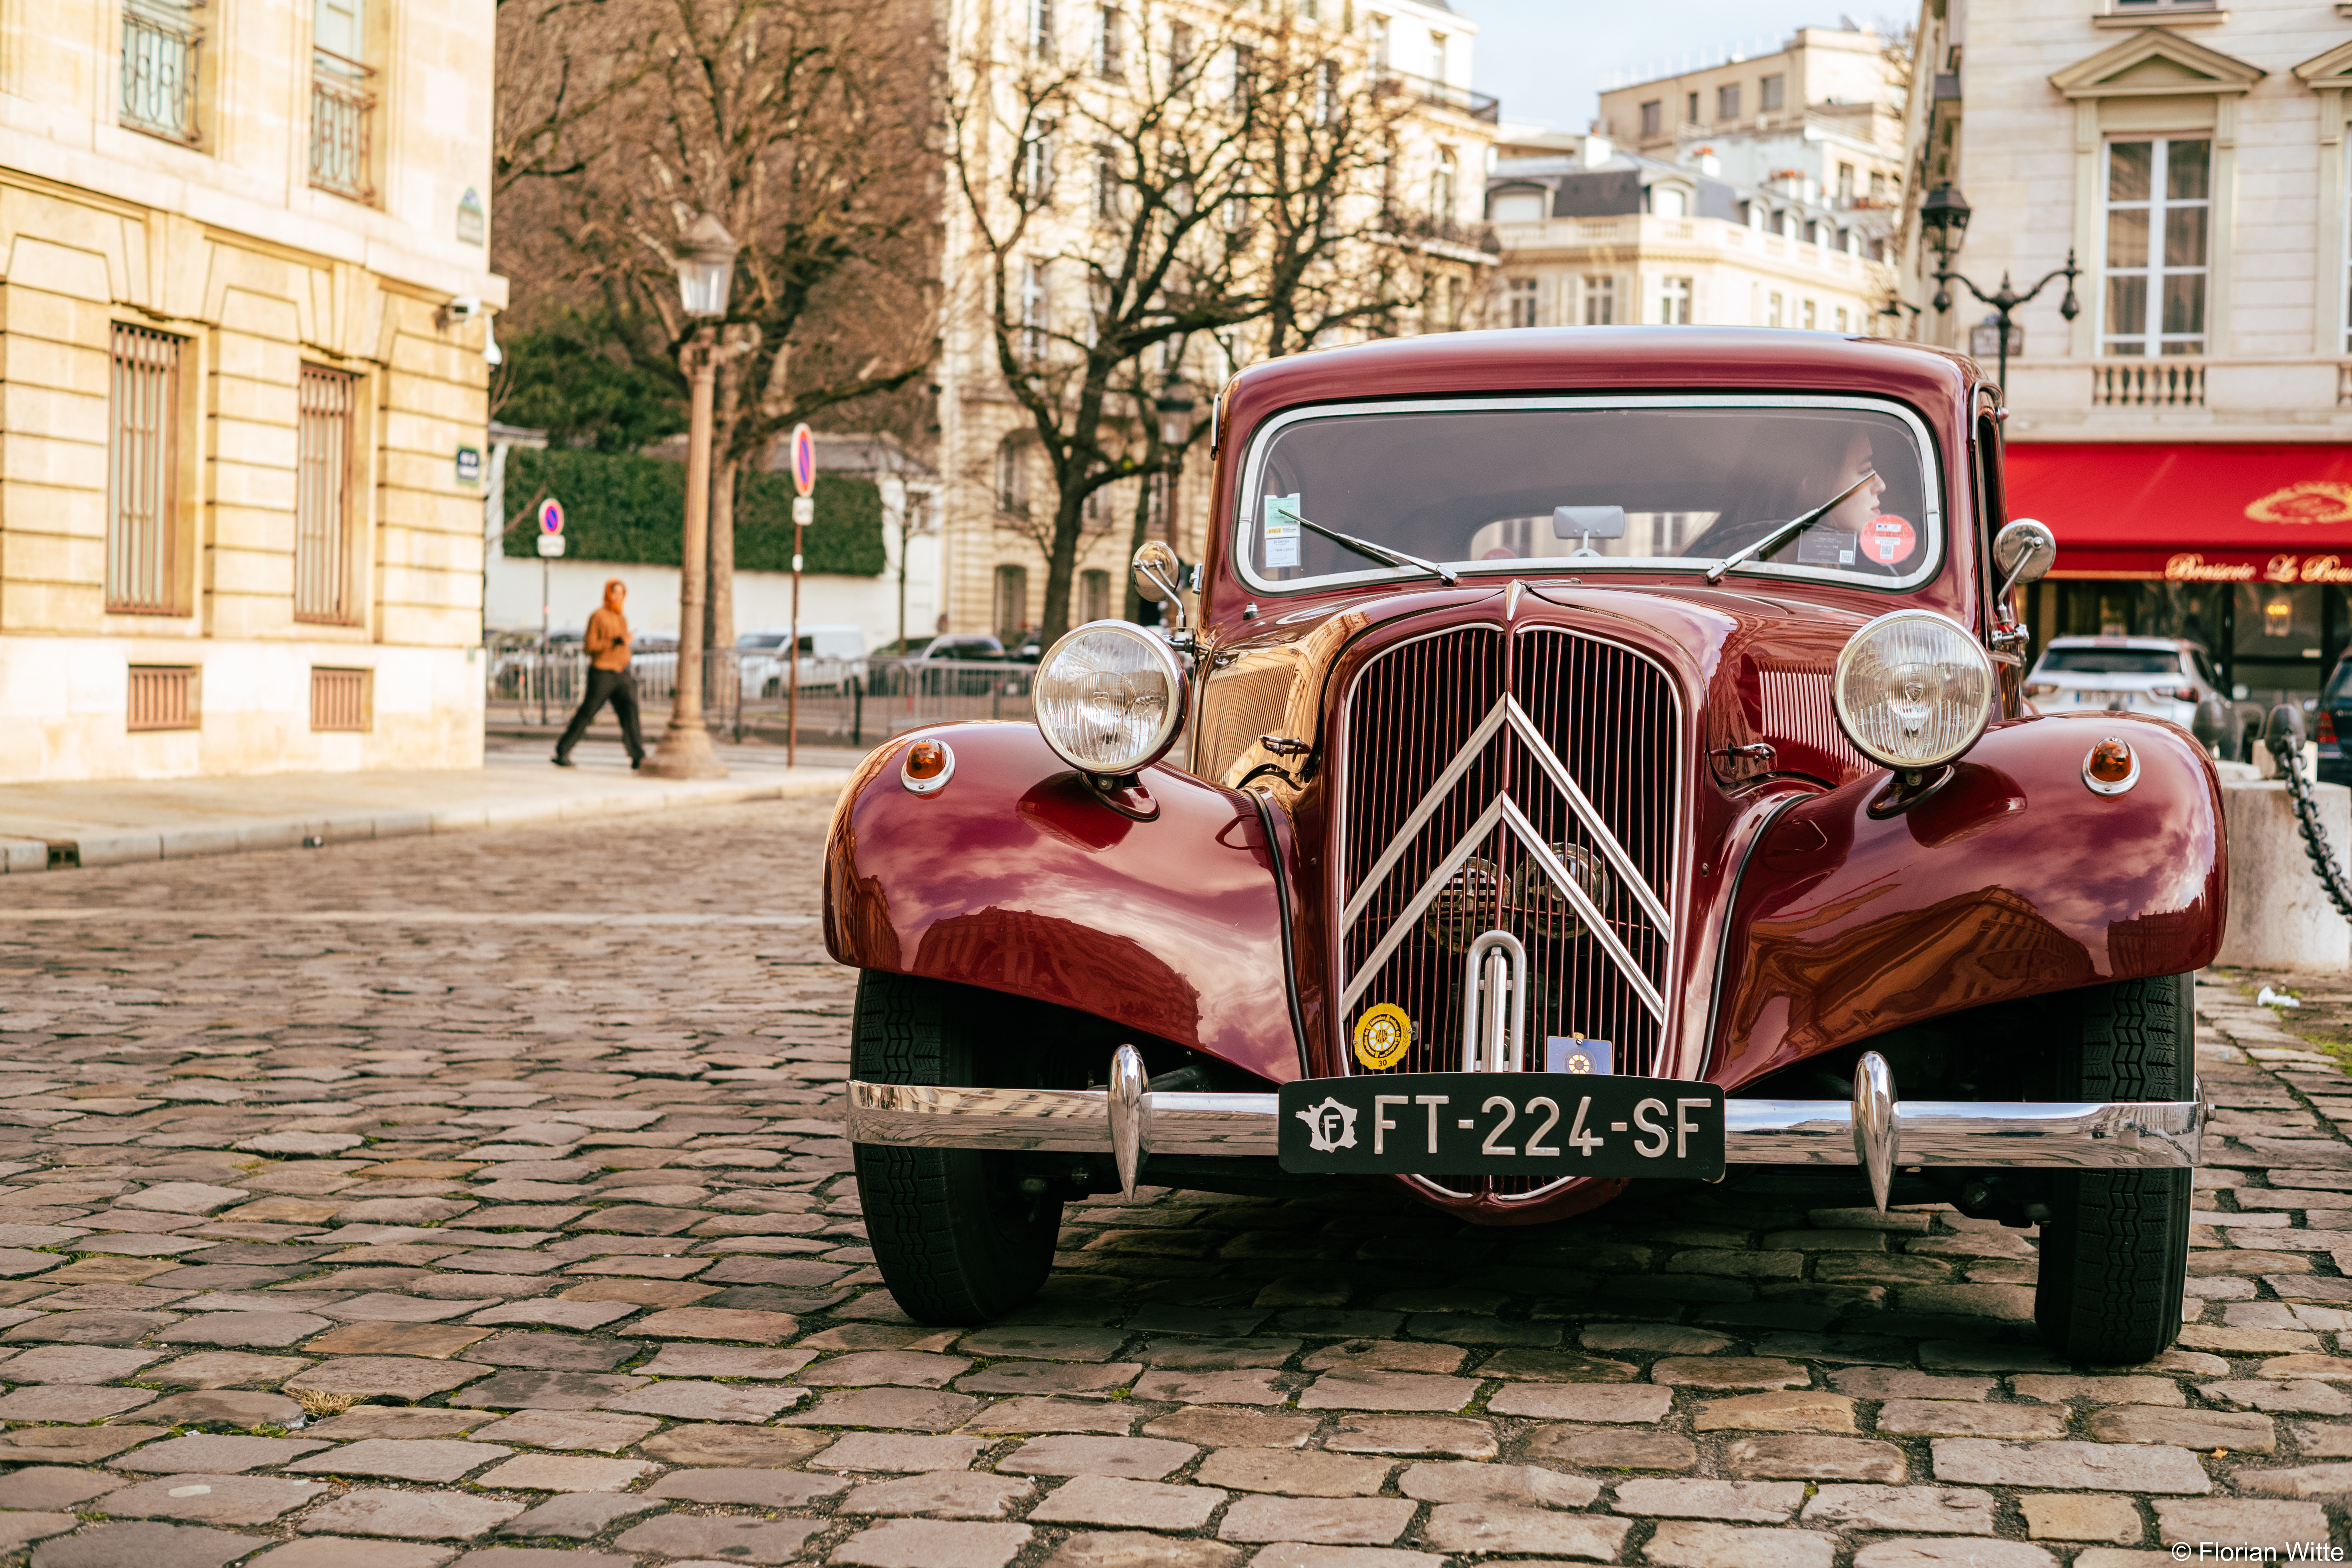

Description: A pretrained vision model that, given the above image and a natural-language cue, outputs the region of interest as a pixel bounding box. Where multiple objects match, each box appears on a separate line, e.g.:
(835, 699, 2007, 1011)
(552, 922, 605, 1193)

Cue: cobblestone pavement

(0, 802, 2343, 1567)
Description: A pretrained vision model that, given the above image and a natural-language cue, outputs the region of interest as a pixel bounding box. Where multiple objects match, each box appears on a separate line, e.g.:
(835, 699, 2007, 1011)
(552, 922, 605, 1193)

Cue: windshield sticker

(1796, 529, 1857, 567)
(1866, 515, 1918, 565)
(1263, 494, 1302, 568)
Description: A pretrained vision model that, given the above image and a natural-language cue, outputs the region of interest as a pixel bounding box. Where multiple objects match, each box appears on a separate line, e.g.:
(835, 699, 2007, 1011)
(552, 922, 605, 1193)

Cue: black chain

(2269, 735, 2352, 921)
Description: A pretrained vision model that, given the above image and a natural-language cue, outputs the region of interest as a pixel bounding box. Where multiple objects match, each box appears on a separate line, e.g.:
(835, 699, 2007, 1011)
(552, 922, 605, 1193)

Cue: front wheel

(851, 971, 1064, 1325)
(2032, 972, 2195, 1365)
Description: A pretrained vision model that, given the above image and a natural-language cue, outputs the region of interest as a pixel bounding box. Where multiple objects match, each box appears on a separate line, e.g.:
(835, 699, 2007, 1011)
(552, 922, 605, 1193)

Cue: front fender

(824, 723, 1302, 1084)
(1711, 712, 2225, 1089)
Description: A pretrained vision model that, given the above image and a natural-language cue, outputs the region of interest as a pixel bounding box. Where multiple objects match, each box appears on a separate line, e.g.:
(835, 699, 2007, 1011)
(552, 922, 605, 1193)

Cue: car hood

(1193, 579, 1883, 796)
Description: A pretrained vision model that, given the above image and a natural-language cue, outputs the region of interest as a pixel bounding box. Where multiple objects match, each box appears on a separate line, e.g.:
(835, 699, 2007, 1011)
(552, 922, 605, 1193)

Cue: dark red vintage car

(828, 328, 2219, 1365)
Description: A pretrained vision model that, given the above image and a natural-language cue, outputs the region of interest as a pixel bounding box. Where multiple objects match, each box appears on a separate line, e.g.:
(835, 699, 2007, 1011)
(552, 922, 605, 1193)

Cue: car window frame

(1230, 391, 1948, 599)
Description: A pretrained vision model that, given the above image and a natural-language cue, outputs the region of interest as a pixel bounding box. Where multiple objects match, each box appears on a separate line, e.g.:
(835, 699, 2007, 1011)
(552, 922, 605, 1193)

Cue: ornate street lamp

(1917, 184, 2078, 395)
(643, 213, 740, 780)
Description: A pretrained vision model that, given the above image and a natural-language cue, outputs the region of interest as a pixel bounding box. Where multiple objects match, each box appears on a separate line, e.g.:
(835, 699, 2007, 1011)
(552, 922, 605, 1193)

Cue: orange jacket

(585, 607, 631, 671)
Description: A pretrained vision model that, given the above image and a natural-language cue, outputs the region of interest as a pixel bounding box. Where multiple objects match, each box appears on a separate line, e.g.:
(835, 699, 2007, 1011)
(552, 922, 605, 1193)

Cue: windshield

(738, 634, 788, 649)
(2038, 648, 2181, 676)
(1238, 397, 1939, 590)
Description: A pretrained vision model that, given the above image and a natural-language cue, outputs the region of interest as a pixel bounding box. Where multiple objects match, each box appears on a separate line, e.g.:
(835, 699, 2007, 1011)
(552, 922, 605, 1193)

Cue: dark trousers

(556, 667, 645, 762)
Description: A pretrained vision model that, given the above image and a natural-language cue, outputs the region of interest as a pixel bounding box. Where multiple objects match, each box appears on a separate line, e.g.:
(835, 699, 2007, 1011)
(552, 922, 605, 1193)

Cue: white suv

(2024, 636, 2224, 730)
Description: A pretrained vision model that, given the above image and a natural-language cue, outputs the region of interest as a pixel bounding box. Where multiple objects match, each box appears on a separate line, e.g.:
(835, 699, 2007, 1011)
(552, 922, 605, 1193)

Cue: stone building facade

(933, 0, 1497, 642)
(1485, 134, 1896, 335)
(1896, 0, 2352, 707)
(0, 0, 502, 781)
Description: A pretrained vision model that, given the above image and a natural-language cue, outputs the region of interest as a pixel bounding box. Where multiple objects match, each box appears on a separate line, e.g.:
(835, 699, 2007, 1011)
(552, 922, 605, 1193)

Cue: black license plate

(1277, 1073, 1725, 1180)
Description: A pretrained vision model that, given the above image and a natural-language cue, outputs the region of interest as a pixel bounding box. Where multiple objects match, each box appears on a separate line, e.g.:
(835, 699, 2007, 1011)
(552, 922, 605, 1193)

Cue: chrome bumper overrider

(843, 1047, 2203, 1209)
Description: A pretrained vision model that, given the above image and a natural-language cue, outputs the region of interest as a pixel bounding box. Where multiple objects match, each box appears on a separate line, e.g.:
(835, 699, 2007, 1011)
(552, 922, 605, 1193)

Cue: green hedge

(503, 448, 885, 576)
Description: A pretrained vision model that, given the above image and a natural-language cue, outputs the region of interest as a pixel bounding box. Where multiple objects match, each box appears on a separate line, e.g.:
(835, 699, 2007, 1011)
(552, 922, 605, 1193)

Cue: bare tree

(951, 3, 1432, 647)
(497, 0, 942, 648)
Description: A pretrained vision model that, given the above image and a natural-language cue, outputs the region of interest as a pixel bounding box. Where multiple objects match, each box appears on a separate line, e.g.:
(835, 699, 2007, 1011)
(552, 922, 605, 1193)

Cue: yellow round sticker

(1353, 1004, 1412, 1071)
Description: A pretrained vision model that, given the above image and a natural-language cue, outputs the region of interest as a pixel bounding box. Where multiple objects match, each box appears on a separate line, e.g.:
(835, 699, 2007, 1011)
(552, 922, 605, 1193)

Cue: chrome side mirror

(1992, 519, 2056, 603)
(1132, 541, 1186, 631)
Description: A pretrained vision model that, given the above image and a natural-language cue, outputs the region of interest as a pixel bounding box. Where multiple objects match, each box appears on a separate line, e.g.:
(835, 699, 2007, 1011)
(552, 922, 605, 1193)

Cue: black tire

(851, 971, 1063, 1324)
(2033, 971, 2195, 1365)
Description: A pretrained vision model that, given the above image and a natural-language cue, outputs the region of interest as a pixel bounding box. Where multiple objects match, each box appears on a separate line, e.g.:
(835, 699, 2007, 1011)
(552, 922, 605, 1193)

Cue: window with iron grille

(107, 324, 185, 615)
(311, 667, 371, 731)
(121, 0, 203, 143)
(295, 366, 358, 623)
(127, 665, 197, 731)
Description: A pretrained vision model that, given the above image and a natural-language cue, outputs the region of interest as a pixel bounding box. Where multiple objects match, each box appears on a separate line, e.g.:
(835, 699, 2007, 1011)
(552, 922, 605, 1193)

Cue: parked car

(2319, 655, 2352, 786)
(2024, 635, 2240, 742)
(868, 634, 1022, 698)
(737, 625, 866, 697)
(829, 328, 2219, 1365)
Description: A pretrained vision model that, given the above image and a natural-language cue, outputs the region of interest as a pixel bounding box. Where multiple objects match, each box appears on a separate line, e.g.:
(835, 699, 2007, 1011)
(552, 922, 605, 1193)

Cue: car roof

(2042, 637, 2193, 651)
(1223, 328, 1976, 442)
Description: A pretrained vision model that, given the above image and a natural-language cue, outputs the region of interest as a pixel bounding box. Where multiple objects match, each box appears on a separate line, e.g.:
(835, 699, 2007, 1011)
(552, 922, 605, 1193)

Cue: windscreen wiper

(1703, 469, 1878, 584)
(1294, 514, 1459, 586)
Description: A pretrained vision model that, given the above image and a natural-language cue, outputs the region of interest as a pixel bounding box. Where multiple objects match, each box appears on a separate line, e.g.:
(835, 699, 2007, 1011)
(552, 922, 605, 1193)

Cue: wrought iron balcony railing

(121, 4, 201, 144)
(309, 48, 376, 203)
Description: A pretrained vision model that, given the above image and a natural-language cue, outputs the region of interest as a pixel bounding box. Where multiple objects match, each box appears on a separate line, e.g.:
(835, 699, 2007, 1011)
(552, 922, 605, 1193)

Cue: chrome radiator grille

(1335, 626, 1685, 1194)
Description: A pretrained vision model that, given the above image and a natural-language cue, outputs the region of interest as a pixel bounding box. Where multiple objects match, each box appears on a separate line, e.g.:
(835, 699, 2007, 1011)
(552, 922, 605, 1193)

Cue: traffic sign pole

(787, 425, 816, 768)
(536, 500, 566, 728)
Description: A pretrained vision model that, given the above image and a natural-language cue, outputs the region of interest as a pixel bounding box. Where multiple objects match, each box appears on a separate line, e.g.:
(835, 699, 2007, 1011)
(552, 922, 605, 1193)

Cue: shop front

(2006, 442, 2352, 710)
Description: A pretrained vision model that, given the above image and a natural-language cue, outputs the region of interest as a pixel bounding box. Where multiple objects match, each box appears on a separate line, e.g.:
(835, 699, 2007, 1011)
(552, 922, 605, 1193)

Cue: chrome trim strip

(845, 1080, 1281, 1156)
(1496, 796, 1668, 1023)
(1341, 795, 1511, 1012)
(1337, 694, 1673, 940)
(1725, 1094, 2203, 1170)
(1502, 698, 1674, 936)
(844, 1080, 2204, 1170)
(1340, 696, 1512, 929)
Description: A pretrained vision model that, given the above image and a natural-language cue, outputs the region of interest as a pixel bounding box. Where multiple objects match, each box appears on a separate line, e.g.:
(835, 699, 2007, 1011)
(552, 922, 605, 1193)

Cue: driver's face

(1825, 429, 1887, 530)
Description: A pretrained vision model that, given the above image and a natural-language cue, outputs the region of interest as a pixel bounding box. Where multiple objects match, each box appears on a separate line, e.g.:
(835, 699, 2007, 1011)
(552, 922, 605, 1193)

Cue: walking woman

(552, 578, 646, 768)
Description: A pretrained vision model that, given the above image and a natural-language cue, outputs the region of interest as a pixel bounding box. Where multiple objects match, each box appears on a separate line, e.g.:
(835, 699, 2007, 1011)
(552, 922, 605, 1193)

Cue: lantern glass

(674, 215, 740, 319)
(678, 255, 734, 318)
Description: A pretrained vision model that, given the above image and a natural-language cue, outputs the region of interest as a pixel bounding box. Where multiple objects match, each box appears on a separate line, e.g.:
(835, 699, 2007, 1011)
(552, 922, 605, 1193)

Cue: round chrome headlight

(1033, 621, 1189, 776)
(1831, 609, 1995, 771)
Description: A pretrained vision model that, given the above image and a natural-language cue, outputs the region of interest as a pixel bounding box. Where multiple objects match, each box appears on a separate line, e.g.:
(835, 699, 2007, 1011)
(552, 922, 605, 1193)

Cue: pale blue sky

(1456, 1, 1881, 133)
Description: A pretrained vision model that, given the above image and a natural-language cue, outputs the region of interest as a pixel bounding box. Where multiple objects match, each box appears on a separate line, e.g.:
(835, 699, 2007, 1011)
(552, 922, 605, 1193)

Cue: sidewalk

(0, 735, 861, 872)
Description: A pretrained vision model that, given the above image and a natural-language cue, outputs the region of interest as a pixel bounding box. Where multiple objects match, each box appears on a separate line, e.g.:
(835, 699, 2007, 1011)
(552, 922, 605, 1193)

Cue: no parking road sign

(536, 497, 565, 557)
(790, 425, 816, 527)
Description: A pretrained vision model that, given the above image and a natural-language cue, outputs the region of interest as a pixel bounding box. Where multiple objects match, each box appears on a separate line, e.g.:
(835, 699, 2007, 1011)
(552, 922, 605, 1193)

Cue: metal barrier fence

(485, 639, 1034, 748)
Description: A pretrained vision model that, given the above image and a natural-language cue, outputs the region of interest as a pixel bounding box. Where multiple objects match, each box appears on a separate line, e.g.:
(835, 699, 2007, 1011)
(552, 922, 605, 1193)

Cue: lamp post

(1918, 184, 2080, 394)
(643, 213, 739, 780)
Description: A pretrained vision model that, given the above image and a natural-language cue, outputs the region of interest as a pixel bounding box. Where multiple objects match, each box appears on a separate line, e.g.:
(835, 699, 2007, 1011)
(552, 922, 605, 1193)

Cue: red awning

(2004, 441, 2352, 582)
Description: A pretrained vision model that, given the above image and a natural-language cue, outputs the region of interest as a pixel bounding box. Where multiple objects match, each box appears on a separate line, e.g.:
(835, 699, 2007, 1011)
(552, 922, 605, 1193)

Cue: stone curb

(20, 771, 852, 873)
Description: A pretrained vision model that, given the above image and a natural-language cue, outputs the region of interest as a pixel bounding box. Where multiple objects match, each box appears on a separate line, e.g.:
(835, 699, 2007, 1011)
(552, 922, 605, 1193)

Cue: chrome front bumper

(844, 1048, 2203, 1209)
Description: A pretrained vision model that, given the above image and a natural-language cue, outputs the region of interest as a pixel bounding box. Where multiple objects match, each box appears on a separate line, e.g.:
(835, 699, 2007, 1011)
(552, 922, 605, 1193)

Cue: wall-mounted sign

(456, 446, 482, 486)
(457, 187, 486, 246)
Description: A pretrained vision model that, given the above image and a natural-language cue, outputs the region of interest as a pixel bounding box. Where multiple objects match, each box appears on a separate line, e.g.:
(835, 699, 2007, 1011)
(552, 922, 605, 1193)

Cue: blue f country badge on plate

(1545, 1036, 1613, 1075)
